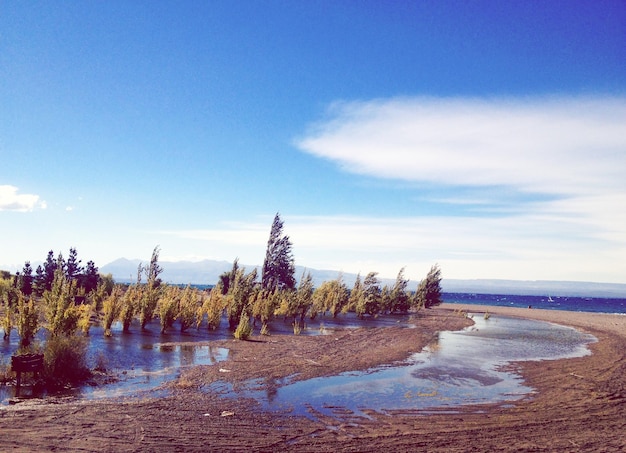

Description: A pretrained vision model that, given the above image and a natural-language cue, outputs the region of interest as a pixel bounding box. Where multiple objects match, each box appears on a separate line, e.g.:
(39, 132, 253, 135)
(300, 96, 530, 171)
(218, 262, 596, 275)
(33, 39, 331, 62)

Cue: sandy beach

(1, 305, 624, 452)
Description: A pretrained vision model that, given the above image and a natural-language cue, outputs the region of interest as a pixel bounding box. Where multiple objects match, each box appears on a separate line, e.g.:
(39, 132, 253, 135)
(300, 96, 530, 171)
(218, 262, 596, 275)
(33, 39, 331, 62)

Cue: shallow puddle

(220, 315, 596, 418)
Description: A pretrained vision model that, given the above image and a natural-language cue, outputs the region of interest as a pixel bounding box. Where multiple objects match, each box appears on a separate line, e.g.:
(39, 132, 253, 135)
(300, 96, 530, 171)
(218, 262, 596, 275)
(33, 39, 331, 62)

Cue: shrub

(120, 285, 140, 332)
(102, 287, 123, 336)
(234, 314, 252, 340)
(202, 288, 225, 330)
(178, 285, 197, 332)
(157, 286, 179, 334)
(16, 294, 39, 346)
(43, 335, 90, 387)
(2, 305, 12, 340)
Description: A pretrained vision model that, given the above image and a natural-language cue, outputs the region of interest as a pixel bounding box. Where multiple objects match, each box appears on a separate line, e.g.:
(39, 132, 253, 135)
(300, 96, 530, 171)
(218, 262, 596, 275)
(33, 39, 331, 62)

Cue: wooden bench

(11, 353, 44, 388)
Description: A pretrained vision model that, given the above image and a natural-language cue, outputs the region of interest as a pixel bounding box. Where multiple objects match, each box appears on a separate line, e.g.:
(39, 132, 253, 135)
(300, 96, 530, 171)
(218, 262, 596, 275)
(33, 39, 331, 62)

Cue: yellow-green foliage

(1, 306, 11, 340)
(16, 293, 39, 346)
(102, 286, 123, 336)
(120, 284, 140, 331)
(312, 278, 348, 318)
(233, 313, 252, 340)
(178, 285, 198, 332)
(139, 284, 160, 329)
(199, 287, 226, 330)
(44, 269, 82, 337)
(90, 280, 110, 312)
(251, 288, 279, 330)
(158, 285, 180, 334)
(0, 275, 13, 303)
(43, 335, 90, 387)
(77, 303, 93, 336)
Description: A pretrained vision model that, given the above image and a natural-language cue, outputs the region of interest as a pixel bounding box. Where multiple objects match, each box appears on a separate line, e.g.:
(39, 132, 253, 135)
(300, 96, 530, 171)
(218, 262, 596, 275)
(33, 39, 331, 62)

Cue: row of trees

(0, 215, 443, 389)
(1, 215, 442, 343)
(12, 248, 100, 298)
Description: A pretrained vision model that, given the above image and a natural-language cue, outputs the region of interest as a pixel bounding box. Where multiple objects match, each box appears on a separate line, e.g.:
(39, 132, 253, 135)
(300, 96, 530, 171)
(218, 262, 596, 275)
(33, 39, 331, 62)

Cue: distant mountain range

(100, 258, 626, 298)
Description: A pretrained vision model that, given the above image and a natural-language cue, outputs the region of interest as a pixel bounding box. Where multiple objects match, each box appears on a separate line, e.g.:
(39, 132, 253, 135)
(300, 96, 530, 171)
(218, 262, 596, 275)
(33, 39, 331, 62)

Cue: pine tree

(261, 213, 296, 293)
(65, 247, 83, 281)
(80, 260, 100, 293)
(19, 262, 34, 296)
(41, 250, 58, 292)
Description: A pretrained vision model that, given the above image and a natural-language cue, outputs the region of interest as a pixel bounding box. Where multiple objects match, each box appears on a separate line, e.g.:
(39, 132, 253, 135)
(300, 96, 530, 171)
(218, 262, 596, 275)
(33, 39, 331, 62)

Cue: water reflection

(230, 315, 595, 419)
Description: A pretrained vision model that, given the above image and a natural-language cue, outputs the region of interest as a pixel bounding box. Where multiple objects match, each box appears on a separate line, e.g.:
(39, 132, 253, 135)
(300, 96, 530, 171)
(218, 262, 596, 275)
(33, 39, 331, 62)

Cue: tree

(44, 268, 82, 337)
(19, 262, 34, 296)
(414, 264, 443, 309)
(261, 213, 296, 293)
(226, 266, 257, 329)
(65, 247, 83, 281)
(294, 271, 314, 329)
(390, 267, 411, 313)
(357, 272, 382, 318)
(33, 265, 46, 296)
(347, 273, 363, 313)
(157, 285, 180, 334)
(139, 246, 164, 329)
(218, 259, 239, 295)
(144, 246, 163, 289)
(17, 292, 40, 346)
(178, 285, 198, 332)
(80, 260, 100, 294)
(41, 250, 58, 293)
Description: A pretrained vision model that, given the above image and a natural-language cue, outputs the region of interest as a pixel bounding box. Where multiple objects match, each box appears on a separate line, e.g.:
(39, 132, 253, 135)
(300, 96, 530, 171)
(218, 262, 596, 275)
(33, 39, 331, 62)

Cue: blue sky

(1, 1, 625, 284)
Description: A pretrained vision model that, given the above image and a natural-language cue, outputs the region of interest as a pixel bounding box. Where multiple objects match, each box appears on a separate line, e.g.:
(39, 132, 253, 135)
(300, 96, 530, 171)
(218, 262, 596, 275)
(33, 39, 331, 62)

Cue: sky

(1, 1, 625, 284)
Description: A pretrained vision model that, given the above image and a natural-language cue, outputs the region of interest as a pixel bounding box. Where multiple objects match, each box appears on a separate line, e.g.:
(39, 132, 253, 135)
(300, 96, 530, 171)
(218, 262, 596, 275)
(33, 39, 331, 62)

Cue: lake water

(1, 314, 595, 412)
(213, 315, 595, 418)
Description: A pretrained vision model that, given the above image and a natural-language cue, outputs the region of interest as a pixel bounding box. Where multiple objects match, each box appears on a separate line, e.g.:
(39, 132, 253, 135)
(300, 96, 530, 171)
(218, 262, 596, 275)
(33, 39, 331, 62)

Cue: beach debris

(219, 368, 231, 373)
(203, 413, 211, 417)
(220, 410, 235, 417)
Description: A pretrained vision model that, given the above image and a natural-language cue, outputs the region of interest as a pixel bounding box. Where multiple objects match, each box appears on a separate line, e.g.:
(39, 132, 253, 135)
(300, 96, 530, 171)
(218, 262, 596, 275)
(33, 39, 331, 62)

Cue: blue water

(443, 292, 626, 314)
(214, 315, 595, 419)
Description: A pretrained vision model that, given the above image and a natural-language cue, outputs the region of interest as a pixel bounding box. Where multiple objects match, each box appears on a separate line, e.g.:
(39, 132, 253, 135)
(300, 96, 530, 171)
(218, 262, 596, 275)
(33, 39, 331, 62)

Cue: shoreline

(1, 305, 624, 451)
(440, 302, 626, 337)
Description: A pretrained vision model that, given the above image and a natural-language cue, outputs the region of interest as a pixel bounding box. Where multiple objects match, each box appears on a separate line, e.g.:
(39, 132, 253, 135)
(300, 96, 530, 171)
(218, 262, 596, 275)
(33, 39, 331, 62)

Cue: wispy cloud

(296, 96, 626, 197)
(289, 96, 626, 282)
(150, 96, 626, 283)
(0, 185, 46, 212)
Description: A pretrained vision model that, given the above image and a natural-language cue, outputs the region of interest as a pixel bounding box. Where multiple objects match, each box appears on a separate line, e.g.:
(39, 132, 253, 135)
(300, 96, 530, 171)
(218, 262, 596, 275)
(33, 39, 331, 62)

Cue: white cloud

(290, 96, 626, 283)
(142, 95, 626, 284)
(155, 211, 626, 283)
(0, 185, 46, 212)
(296, 96, 626, 196)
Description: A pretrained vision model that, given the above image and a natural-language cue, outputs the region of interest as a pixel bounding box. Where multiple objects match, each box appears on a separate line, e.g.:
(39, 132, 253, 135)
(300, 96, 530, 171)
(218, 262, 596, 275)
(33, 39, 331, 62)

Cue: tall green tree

(261, 213, 296, 293)
(414, 264, 443, 309)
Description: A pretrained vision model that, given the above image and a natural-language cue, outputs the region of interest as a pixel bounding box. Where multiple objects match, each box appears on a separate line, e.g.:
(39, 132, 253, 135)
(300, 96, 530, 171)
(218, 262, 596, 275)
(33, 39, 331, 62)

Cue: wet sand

(1, 306, 624, 452)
